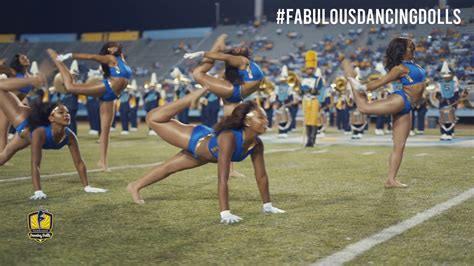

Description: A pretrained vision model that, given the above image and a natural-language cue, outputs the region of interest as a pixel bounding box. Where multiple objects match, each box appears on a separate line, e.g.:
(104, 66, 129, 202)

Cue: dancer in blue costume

(127, 87, 285, 225)
(341, 37, 426, 188)
(0, 93, 106, 199)
(46, 43, 132, 172)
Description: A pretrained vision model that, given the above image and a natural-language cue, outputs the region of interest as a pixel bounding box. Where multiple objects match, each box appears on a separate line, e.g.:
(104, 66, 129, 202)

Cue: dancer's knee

(357, 104, 369, 114)
(145, 108, 167, 125)
(192, 68, 205, 82)
(393, 142, 406, 152)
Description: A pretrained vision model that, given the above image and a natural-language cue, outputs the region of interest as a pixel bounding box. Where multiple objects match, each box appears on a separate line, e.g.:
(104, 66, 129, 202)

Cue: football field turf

(1, 123, 473, 265)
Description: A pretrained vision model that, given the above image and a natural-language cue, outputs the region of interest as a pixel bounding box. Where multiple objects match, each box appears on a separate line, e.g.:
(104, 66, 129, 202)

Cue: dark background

(1, 0, 472, 34)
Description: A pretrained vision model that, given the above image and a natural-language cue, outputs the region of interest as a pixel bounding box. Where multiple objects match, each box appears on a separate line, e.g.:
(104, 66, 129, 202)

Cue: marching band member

(275, 73, 293, 138)
(301, 51, 324, 147)
(129, 80, 140, 132)
(437, 61, 459, 141)
(200, 89, 221, 128)
(144, 83, 162, 136)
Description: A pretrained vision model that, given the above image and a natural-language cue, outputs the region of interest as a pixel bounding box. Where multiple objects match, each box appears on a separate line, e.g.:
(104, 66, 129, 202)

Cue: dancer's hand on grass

(84, 185, 108, 193)
(220, 210, 242, 225)
(30, 190, 47, 200)
(262, 202, 286, 214)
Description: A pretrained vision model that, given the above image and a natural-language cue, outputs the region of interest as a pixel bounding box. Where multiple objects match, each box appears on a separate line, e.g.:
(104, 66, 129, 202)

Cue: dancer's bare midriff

(108, 77, 129, 95)
(403, 83, 426, 104)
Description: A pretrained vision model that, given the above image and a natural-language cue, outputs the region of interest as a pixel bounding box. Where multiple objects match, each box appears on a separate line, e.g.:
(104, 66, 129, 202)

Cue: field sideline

(1, 123, 473, 265)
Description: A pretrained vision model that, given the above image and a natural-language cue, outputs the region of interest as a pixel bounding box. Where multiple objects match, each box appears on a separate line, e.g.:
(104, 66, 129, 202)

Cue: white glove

(262, 202, 286, 214)
(56, 53, 73, 62)
(347, 77, 367, 92)
(220, 210, 243, 225)
(183, 51, 204, 60)
(0, 74, 7, 79)
(84, 185, 108, 193)
(30, 190, 47, 200)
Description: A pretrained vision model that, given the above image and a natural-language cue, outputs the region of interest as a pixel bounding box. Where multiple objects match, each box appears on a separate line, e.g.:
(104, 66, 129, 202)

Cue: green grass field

(1, 123, 473, 265)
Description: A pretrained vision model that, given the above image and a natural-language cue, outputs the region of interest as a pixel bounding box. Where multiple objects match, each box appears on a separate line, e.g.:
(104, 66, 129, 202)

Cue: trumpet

(287, 71, 301, 93)
(334, 76, 347, 94)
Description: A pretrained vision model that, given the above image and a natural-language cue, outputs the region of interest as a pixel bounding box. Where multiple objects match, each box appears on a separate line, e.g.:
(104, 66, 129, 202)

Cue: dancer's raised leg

(191, 35, 234, 99)
(47, 48, 105, 97)
(146, 87, 209, 149)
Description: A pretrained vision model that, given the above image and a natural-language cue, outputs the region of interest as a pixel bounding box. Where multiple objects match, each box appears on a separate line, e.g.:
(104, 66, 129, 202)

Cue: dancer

(341, 37, 426, 188)
(186, 34, 260, 177)
(0, 87, 106, 199)
(46, 43, 132, 171)
(127, 88, 285, 224)
(0, 54, 35, 151)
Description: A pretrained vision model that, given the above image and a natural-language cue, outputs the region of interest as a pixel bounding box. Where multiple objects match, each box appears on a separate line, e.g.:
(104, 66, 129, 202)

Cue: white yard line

(360, 151, 376, 155)
(313, 187, 474, 266)
(415, 153, 430, 157)
(311, 149, 328, 154)
(264, 148, 302, 154)
(0, 162, 163, 183)
(1, 148, 304, 183)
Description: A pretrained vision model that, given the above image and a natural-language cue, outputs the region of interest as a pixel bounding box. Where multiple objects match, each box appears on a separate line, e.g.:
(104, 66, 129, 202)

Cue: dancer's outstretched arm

(217, 132, 235, 212)
(203, 52, 248, 69)
(68, 131, 107, 193)
(30, 128, 46, 192)
(250, 139, 270, 203)
(71, 53, 116, 65)
(185, 50, 247, 69)
(251, 138, 286, 214)
(341, 59, 405, 92)
(216, 132, 245, 224)
(55, 49, 115, 65)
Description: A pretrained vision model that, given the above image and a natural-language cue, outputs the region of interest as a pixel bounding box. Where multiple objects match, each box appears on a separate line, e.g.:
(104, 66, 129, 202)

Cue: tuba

(334, 76, 347, 94)
(287, 71, 301, 93)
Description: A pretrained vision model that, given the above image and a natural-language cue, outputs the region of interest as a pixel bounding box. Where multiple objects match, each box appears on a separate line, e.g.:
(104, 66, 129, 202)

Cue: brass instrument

(334, 76, 347, 94)
(259, 77, 275, 96)
(287, 71, 301, 93)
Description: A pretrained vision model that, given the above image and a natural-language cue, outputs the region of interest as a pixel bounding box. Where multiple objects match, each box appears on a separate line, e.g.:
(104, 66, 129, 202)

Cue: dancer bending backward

(185, 35, 264, 177)
(341, 37, 426, 188)
(0, 87, 107, 199)
(127, 88, 285, 224)
(46, 43, 132, 171)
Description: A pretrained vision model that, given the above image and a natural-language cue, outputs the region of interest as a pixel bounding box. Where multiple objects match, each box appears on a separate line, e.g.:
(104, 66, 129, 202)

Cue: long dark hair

(214, 101, 258, 132)
(28, 101, 60, 129)
(224, 47, 251, 85)
(384, 37, 410, 72)
(99, 42, 122, 78)
(10, 54, 27, 74)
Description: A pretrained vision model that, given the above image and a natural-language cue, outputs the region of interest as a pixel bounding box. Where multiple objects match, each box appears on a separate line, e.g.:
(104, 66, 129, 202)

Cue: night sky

(1, 0, 471, 34)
